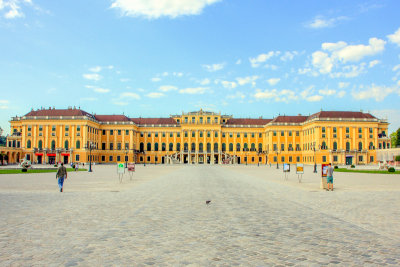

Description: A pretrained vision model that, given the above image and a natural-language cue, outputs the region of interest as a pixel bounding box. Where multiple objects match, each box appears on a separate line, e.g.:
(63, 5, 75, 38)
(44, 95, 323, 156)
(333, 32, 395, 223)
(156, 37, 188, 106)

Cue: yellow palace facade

(2, 107, 391, 166)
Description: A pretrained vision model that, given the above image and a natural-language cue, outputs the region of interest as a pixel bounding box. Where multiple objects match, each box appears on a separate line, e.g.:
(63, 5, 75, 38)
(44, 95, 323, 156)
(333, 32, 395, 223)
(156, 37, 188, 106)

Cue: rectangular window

(346, 127, 349, 133)
(75, 155, 80, 161)
(117, 156, 120, 161)
(200, 117, 203, 123)
(125, 143, 129, 149)
(289, 131, 292, 136)
(322, 127, 325, 133)
(281, 156, 285, 162)
(370, 134, 373, 139)
(155, 156, 158, 162)
(359, 134, 362, 138)
(177, 132, 180, 137)
(359, 155, 363, 162)
(296, 156, 300, 162)
(333, 134, 337, 138)
(259, 133, 262, 138)
(333, 155, 338, 162)
(251, 133, 255, 138)
(117, 143, 121, 150)
(101, 156, 105, 161)
(207, 132, 211, 138)
(76, 126, 81, 132)
(65, 125, 69, 131)
(215, 117, 218, 123)
(184, 132, 188, 137)
(102, 143, 106, 150)
(155, 133, 159, 137)
(126, 130, 129, 135)
(28, 126, 31, 131)
(147, 156, 150, 162)
(207, 117, 210, 123)
(215, 132, 218, 138)
(162, 133, 165, 137)
(369, 128, 373, 133)
(273, 144, 277, 151)
(296, 131, 299, 136)
(109, 156, 113, 161)
(118, 130, 121, 135)
(273, 156, 277, 162)
(110, 143, 114, 150)
(229, 133, 233, 138)
(251, 157, 255, 162)
(237, 133, 240, 138)
(192, 117, 195, 123)
(102, 130, 106, 135)
(370, 156, 374, 162)
(322, 134, 326, 138)
(140, 132, 144, 137)
(244, 133, 248, 138)
(39, 125, 43, 131)
(222, 133, 226, 138)
(110, 130, 114, 135)
(281, 131, 284, 136)
(170, 133, 173, 137)
(281, 144, 284, 151)
(185, 117, 188, 123)
(358, 127, 362, 133)
(322, 156, 326, 162)
(273, 131, 276, 136)
(148, 133, 151, 137)
(200, 131, 203, 137)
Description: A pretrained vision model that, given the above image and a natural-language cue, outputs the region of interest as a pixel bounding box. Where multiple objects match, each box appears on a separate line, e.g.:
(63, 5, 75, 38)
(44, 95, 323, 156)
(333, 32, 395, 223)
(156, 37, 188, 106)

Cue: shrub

(334, 166, 338, 169)
(351, 165, 355, 168)
(388, 167, 395, 172)
(54, 164, 58, 167)
(395, 155, 400, 162)
(21, 168, 27, 172)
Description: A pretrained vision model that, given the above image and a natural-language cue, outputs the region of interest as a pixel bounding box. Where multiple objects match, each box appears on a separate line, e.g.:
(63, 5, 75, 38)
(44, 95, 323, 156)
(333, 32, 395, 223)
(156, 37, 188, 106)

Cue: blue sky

(1, 0, 400, 134)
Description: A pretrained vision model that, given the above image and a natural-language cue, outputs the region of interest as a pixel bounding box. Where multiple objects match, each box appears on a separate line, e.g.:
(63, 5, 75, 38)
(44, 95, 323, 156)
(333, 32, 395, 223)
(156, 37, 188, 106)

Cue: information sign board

(128, 163, 135, 172)
(296, 163, 304, 174)
(117, 162, 125, 174)
(283, 163, 290, 172)
(321, 164, 329, 177)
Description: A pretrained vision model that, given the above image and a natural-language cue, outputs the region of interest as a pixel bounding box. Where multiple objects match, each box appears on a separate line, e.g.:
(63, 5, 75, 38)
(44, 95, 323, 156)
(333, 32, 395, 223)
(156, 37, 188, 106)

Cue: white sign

(117, 162, 125, 174)
(296, 163, 304, 174)
(283, 163, 290, 172)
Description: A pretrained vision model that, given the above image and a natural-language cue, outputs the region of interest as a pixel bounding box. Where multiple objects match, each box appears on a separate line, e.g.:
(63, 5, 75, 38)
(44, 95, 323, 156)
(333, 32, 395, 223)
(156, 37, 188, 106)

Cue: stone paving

(0, 165, 400, 266)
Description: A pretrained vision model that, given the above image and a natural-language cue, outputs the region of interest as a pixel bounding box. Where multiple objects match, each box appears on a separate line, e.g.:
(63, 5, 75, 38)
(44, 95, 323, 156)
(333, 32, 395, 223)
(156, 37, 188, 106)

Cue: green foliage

(391, 132, 397, 148)
(21, 168, 27, 172)
(396, 155, 400, 162)
(335, 168, 400, 174)
(388, 167, 395, 172)
(397, 128, 400, 147)
(334, 165, 338, 169)
(351, 165, 355, 168)
(0, 136, 6, 146)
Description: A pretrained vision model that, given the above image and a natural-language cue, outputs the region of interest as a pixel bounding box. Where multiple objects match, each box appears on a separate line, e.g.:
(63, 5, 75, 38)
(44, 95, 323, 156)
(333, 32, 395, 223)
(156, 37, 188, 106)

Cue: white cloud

(338, 90, 346, 98)
(179, 87, 208, 94)
(321, 41, 347, 52)
(368, 60, 380, 68)
(338, 82, 349, 89)
(352, 84, 399, 101)
(113, 101, 129, 106)
(173, 72, 183, 77)
(159, 85, 177, 92)
(236, 59, 241, 65)
(318, 89, 336, 96)
(335, 38, 385, 63)
(330, 63, 366, 78)
(89, 66, 102, 72)
(221, 81, 237, 89)
(0, 99, 9, 109)
(306, 95, 323, 102)
(121, 92, 140, 99)
(312, 51, 333, 74)
(236, 75, 259, 86)
(371, 109, 400, 133)
(393, 64, 400, 72)
(83, 73, 102, 81)
(162, 72, 169, 76)
(151, 77, 161, 82)
(111, 0, 222, 19)
(387, 27, 400, 47)
(227, 92, 245, 99)
(199, 78, 210, 85)
(0, 0, 29, 19)
(300, 86, 323, 102)
(267, 78, 280, 86)
(307, 15, 348, 29)
(265, 64, 278, 70)
(253, 89, 297, 102)
(249, 51, 279, 68)
(146, 92, 165, 98)
(202, 63, 225, 72)
(93, 87, 110, 93)
(280, 51, 298, 61)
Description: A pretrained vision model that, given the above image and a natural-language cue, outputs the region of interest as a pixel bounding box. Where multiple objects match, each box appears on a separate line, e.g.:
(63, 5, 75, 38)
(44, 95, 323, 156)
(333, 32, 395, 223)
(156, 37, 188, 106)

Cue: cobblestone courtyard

(1, 165, 400, 266)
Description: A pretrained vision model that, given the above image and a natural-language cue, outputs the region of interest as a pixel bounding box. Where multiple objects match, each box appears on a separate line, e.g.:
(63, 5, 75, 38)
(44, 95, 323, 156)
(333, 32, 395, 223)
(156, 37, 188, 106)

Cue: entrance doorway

(214, 155, 218, 164)
(346, 156, 353, 165)
(63, 156, 69, 164)
(162, 157, 165, 164)
(184, 155, 188, 164)
(238, 157, 241, 164)
(48, 156, 55, 164)
(37, 155, 42, 164)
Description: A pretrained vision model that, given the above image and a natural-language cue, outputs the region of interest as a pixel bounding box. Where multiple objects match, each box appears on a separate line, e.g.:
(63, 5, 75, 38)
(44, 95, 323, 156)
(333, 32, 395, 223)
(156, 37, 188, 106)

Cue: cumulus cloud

(318, 89, 336, 96)
(267, 78, 280, 86)
(335, 38, 385, 63)
(89, 66, 102, 72)
(221, 81, 237, 89)
(330, 63, 366, 78)
(93, 87, 110, 93)
(306, 15, 348, 29)
(249, 51, 279, 68)
(236, 76, 259, 86)
(312, 51, 333, 74)
(227, 92, 245, 99)
(111, 0, 222, 19)
(253, 89, 297, 102)
(146, 92, 165, 98)
(179, 87, 208, 94)
(121, 92, 140, 99)
(338, 82, 349, 89)
(202, 63, 225, 72)
(83, 73, 102, 81)
(151, 77, 161, 82)
(159, 85, 178, 92)
(300, 86, 323, 102)
(369, 60, 380, 68)
(280, 51, 298, 61)
(199, 78, 210, 85)
(0, 0, 33, 19)
(0, 99, 9, 109)
(352, 84, 399, 101)
(387, 27, 400, 47)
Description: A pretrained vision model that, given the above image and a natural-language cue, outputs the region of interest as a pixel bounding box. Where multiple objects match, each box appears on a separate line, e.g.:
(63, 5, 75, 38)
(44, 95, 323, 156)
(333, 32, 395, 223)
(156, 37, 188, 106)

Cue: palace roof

(225, 118, 272, 125)
(95, 115, 131, 122)
(271, 115, 308, 123)
(130, 118, 178, 125)
(24, 108, 94, 118)
(308, 111, 376, 120)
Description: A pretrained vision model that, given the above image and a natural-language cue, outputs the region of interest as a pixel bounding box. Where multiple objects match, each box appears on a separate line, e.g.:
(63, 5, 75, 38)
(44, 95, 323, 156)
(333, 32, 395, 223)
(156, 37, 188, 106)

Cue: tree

(391, 131, 397, 148)
(397, 128, 400, 148)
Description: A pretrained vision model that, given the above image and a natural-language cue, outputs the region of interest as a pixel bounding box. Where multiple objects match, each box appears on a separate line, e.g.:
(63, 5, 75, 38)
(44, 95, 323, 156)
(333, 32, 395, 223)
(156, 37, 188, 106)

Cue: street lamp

(313, 144, 317, 173)
(143, 151, 146, 167)
(275, 149, 280, 169)
(86, 141, 96, 172)
(125, 149, 128, 168)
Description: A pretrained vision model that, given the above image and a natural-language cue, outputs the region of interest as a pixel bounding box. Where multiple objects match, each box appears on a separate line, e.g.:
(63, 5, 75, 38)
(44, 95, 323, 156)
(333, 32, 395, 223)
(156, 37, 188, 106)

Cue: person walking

(327, 163, 334, 191)
(75, 162, 78, 171)
(56, 162, 68, 192)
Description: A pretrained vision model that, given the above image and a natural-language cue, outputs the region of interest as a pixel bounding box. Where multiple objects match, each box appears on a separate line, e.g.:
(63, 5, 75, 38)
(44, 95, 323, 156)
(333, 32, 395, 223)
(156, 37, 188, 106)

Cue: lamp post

(275, 149, 279, 169)
(87, 141, 96, 172)
(313, 144, 317, 173)
(143, 151, 146, 167)
(125, 149, 128, 168)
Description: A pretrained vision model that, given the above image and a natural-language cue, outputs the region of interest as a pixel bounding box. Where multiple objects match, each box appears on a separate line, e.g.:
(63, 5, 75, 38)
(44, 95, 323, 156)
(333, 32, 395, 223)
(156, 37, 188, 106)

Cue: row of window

(139, 132, 264, 138)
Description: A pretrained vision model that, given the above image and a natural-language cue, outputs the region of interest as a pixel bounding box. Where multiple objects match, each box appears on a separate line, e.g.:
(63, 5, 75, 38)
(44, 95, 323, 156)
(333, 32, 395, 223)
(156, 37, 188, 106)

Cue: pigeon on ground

(206, 200, 211, 205)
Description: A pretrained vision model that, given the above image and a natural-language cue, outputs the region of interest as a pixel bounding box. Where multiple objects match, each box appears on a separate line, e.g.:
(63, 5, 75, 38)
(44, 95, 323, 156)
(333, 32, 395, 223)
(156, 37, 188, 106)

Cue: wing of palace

(1, 107, 391, 165)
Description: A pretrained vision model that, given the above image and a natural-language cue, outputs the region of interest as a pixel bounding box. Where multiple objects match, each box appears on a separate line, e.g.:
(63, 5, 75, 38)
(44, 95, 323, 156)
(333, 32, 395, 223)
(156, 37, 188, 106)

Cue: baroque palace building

(2, 107, 392, 166)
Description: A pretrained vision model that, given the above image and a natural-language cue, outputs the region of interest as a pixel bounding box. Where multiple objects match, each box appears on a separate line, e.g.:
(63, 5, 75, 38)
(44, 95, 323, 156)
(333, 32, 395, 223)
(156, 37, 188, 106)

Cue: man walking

(56, 162, 67, 192)
(327, 163, 334, 191)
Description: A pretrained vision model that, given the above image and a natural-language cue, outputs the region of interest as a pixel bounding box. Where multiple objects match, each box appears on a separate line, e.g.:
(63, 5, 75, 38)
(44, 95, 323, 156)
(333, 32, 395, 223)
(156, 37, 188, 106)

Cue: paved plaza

(1, 164, 400, 266)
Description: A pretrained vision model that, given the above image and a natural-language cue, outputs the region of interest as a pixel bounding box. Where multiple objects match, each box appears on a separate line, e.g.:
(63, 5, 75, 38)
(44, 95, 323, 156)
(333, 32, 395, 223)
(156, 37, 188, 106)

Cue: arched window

(243, 143, 248, 151)
(369, 142, 374, 149)
(140, 143, 144, 152)
(154, 143, 159, 151)
(358, 142, 363, 151)
(214, 143, 218, 152)
(387, 143, 390, 149)
(383, 142, 386, 149)
(207, 143, 211, 152)
(27, 140, 31, 149)
(64, 140, 68, 150)
(258, 143, 262, 152)
(184, 143, 188, 151)
(169, 143, 173, 151)
(333, 142, 337, 150)
(222, 143, 226, 152)
(191, 143, 196, 152)
(379, 143, 382, 149)
(38, 140, 43, 149)
(51, 140, 55, 150)
(251, 143, 256, 151)
(176, 143, 181, 151)
(236, 143, 241, 151)
(229, 143, 233, 152)
(162, 143, 166, 151)
(199, 143, 203, 152)
(322, 141, 327, 149)
(346, 142, 350, 151)
(76, 140, 80, 149)
(147, 142, 151, 151)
